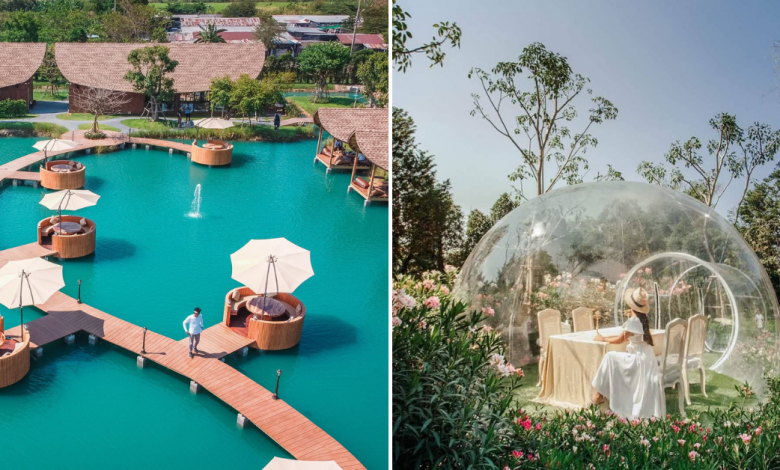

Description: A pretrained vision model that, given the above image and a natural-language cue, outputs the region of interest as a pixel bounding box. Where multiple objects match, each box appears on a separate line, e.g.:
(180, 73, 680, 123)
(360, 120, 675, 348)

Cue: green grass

(33, 90, 68, 101)
(120, 118, 178, 131)
(152, 2, 296, 12)
(0, 121, 68, 137)
(57, 113, 120, 121)
(129, 122, 315, 142)
(78, 123, 120, 132)
(288, 83, 335, 90)
(285, 95, 357, 117)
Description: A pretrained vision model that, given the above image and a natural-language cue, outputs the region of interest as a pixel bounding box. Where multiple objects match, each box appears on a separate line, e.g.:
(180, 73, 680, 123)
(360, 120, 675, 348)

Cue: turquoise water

(0, 138, 388, 469)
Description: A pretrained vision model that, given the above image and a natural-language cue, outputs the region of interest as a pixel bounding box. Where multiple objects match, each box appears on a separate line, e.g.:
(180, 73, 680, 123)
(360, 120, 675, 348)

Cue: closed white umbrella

(230, 238, 314, 319)
(39, 189, 100, 229)
(0, 257, 64, 342)
(262, 457, 342, 470)
(33, 139, 79, 162)
(194, 118, 234, 129)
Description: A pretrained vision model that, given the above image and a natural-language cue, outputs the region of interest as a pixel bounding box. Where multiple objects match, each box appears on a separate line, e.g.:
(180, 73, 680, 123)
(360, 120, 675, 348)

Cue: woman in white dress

(590, 287, 665, 419)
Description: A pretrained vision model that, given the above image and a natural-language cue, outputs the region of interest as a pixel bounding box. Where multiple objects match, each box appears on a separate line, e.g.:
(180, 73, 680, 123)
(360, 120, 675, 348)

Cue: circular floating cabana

(40, 160, 85, 190)
(191, 140, 233, 166)
(0, 332, 30, 388)
(223, 287, 306, 350)
(37, 215, 96, 258)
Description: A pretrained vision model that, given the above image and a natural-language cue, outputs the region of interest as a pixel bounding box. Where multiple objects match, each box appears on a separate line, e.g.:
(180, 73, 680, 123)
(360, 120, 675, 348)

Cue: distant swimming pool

(0, 138, 388, 468)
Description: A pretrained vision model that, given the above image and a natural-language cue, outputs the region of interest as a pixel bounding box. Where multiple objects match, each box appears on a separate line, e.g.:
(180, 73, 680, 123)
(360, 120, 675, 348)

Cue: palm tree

(196, 24, 227, 43)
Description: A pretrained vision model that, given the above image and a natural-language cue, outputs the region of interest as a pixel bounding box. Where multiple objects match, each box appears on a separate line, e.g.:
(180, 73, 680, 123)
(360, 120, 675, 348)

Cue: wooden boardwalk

(2, 291, 363, 469)
(177, 323, 255, 359)
(5, 171, 41, 182)
(0, 242, 57, 268)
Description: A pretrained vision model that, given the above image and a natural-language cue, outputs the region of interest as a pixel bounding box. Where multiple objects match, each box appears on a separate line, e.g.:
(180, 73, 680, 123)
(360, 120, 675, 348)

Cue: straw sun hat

(624, 287, 650, 314)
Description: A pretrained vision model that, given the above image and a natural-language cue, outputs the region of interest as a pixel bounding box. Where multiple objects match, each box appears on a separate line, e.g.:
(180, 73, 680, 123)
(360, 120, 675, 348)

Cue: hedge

(0, 99, 28, 118)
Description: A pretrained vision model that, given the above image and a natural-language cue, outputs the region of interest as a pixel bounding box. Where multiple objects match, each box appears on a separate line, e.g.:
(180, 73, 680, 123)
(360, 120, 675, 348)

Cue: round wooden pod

(0, 333, 30, 389)
(37, 215, 96, 259)
(40, 160, 86, 190)
(246, 293, 306, 350)
(191, 140, 233, 166)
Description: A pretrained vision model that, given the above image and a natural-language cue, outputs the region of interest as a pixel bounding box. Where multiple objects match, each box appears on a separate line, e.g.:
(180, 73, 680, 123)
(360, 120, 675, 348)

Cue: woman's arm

(594, 331, 628, 344)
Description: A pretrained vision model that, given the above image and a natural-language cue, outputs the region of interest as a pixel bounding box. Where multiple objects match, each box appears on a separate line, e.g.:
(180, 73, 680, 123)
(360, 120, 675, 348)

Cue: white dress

(591, 335, 665, 419)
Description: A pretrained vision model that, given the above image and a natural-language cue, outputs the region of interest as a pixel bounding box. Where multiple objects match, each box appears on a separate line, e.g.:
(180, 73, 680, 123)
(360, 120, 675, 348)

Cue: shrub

(83, 131, 106, 140)
(128, 123, 315, 142)
(166, 1, 207, 14)
(0, 99, 28, 118)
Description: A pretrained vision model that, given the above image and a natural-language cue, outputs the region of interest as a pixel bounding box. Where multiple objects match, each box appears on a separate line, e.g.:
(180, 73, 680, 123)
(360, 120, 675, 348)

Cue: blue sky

(393, 0, 780, 217)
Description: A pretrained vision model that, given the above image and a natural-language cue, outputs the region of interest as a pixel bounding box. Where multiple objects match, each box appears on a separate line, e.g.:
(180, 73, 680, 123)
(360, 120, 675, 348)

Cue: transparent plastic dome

(455, 181, 779, 394)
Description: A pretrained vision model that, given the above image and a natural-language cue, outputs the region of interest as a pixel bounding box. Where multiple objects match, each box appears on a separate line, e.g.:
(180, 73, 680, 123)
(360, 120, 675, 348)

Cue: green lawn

(0, 121, 68, 137)
(33, 90, 69, 101)
(288, 83, 335, 90)
(78, 123, 120, 132)
(285, 95, 357, 117)
(57, 113, 121, 121)
(120, 118, 178, 131)
(152, 2, 296, 12)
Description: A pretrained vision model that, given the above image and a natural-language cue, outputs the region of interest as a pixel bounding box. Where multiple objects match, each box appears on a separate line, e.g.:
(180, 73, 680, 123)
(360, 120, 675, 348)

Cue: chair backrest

(660, 318, 687, 376)
(684, 314, 707, 360)
(537, 309, 562, 351)
(571, 307, 594, 332)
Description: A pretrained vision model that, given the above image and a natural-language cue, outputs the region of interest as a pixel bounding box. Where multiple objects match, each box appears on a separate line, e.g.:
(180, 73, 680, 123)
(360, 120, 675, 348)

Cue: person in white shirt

(183, 307, 204, 358)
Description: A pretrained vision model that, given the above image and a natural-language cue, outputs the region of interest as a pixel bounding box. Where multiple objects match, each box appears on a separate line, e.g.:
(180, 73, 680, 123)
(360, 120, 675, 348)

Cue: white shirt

(183, 314, 204, 335)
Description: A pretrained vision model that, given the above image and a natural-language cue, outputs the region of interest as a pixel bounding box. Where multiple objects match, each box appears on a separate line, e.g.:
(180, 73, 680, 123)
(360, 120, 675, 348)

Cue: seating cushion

(49, 216, 59, 224)
(231, 289, 241, 301)
(79, 218, 87, 226)
(354, 177, 369, 189)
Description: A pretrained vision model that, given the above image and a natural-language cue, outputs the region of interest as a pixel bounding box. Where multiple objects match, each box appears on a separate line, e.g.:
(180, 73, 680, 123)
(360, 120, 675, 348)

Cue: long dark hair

(633, 311, 653, 346)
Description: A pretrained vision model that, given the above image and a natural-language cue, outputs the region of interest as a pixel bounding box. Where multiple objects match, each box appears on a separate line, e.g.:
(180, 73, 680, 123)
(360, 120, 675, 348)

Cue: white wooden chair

(658, 318, 687, 417)
(571, 307, 594, 332)
(537, 309, 562, 386)
(682, 314, 708, 405)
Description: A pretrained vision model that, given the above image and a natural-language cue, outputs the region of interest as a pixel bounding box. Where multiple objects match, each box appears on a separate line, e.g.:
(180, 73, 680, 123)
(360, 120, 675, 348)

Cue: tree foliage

(0, 11, 40, 41)
(209, 75, 233, 118)
(253, 13, 286, 51)
(102, 0, 169, 42)
(296, 41, 350, 102)
(221, 0, 256, 18)
(356, 52, 388, 107)
(195, 23, 226, 43)
(392, 0, 461, 72)
(38, 44, 64, 96)
(469, 42, 618, 200)
(393, 107, 464, 275)
(124, 45, 178, 121)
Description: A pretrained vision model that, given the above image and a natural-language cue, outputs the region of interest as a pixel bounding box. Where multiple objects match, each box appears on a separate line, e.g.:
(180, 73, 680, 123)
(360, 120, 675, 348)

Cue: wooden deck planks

(0, 242, 58, 268)
(177, 323, 255, 358)
(5, 170, 41, 182)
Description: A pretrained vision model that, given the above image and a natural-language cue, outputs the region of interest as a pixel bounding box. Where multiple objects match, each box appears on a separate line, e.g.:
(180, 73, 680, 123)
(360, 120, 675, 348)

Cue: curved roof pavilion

(313, 108, 388, 142)
(349, 129, 388, 170)
(55, 43, 266, 93)
(0, 43, 46, 89)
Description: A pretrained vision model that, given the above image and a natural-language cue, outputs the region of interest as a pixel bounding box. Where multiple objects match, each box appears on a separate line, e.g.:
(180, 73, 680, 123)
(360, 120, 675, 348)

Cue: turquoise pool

(0, 137, 388, 469)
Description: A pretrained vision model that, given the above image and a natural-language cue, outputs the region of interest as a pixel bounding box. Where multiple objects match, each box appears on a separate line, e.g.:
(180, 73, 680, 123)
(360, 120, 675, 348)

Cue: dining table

(53, 221, 82, 234)
(246, 296, 287, 319)
(51, 164, 73, 172)
(534, 326, 665, 408)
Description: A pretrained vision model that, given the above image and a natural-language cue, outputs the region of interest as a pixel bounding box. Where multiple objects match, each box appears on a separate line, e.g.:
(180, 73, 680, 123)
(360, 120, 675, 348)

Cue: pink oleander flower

(672, 425, 680, 433)
(515, 368, 524, 378)
(755, 426, 762, 435)
(693, 443, 701, 449)
(630, 419, 641, 426)
(511, 450, 523, 459)
(572, 445, 578, 453)
(422, 279, 436, 290)
(618, 417, 627, 424)
(517, 417, 532, 431)
(440, 286, 450, 295)
(391, 316, 401, 327)
(418, 319, 427, 330)
(678, 439, 686, 446)
(602, 444, 610, 456)
(740, 433, 751, 444)
(639, 438, 650, 447)
(423, 296, 440, 309)
(652, 437, 659, 442)
(481, 306, 495, 317)
(482, 325, 493, 333)
(688, 451, 699, 462)
(535, 422, 542, 431)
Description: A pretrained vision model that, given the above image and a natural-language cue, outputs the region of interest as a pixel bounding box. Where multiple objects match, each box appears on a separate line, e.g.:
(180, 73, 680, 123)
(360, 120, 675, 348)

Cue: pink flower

(515, 368, 524, 378)
(482, 325, 494, 333)
(678, 439, 686, 446)
(688, 451, 699, 462)
(440, 286, 450, 295)
(755, 426, 762, 435)
(517, 417, 532, 431)
(481, 306, 495, 317)
(535, 422, 542, 431)
(422, 279, 436, 290)
(423, 296, 440, 308)
(694, 443, 701, 449)
(672, 425, 680, 433)
(740, 433, 752, 444)
(511, 450, 523, 459)
(391, 316, 401, 327)
(418, 319, 427, 330)
(618, 417, 627, 424)
(602, 444, 610, 456)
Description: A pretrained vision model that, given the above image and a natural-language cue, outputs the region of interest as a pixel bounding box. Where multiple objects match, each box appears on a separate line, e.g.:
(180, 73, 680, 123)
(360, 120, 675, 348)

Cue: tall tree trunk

(91, 115, 99, 134)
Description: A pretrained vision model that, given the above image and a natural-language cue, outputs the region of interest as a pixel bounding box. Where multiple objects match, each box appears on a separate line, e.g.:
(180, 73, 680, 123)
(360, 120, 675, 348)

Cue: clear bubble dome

(454, 181, 779, 394)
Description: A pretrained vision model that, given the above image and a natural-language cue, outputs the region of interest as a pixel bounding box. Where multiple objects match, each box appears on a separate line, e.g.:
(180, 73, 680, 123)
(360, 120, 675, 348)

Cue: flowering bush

(393, 270, 780, 469)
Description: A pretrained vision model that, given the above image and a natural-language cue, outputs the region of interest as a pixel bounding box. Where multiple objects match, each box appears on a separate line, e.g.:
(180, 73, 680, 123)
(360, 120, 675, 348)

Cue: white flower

(572, 446, 577, 454)
(640, 438, 650, 447)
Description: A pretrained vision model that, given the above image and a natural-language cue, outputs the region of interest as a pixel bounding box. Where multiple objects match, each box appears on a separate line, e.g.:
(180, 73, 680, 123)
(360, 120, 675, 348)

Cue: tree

(345, 48, 373, 84)
(469, 43, 618, 200)
(357, 1, 388, 41)
(638, 115, 779, 222)
(209, 75, 233, 118)
(229, 74, 284, 125)
(737, 166, 780, 299)
(393, 107, 464, 274)
(296, 42, 350, 102)
(253, 13, 286, 52)
(124, 45, 178, 121)
(356, 52, 388, 107)
(456, 193, 520, 266)
(0, 11, 40, 42)
(195, 23, 226, 43)
(38, 44, 63, 97)
(72, 87, 131, 134)
(102, 0, 170, 42)
(392, 0, 461, 72)
(221, 0, 256, 18)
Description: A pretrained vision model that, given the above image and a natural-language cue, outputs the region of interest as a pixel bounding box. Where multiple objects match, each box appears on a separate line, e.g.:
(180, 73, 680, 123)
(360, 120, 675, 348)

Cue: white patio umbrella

(33, 139, 78, 162)
(39, 189, 100, 229)
(262, 458, 342, 470)
(230, 238, 314, 319)
(194, 118, 234, 129)
(0, 257, 64, 342)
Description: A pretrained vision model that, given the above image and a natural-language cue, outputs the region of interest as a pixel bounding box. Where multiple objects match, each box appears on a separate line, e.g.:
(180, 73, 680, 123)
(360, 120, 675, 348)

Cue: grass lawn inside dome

(455, 181, 780, 410)
(0, 138, 388, 468)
